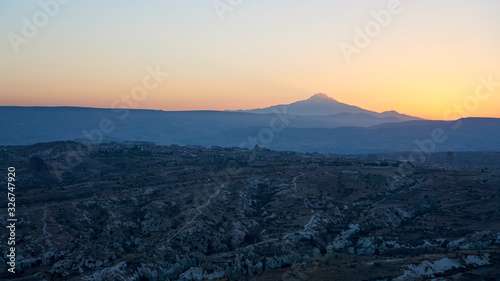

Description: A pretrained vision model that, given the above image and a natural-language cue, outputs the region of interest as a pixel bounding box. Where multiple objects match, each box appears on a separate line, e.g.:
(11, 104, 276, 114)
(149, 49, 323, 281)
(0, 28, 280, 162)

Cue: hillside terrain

(1, 106, 499, 153)
(1, 142, 499, 280)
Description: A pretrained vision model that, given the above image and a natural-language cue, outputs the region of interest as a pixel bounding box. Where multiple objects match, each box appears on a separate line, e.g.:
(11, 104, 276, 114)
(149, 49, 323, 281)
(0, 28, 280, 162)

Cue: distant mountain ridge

(238, 93, 422, 121)
(202, 117, 500, 153)
(1, 106, 499, 153)
(0, 106, 405, 146)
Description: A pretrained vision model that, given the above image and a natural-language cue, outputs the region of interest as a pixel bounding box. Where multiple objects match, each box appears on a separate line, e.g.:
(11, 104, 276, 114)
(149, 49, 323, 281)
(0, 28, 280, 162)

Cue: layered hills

(1, 94, 498, 153)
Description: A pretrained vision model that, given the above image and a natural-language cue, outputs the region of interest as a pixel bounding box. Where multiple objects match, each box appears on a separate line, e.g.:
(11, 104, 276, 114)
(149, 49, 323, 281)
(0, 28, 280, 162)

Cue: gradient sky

(1, 0, 499, 120)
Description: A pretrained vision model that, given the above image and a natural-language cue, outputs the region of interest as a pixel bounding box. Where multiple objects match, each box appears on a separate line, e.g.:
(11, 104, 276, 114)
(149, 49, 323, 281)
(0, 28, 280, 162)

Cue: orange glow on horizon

(1, 1, 499, 120)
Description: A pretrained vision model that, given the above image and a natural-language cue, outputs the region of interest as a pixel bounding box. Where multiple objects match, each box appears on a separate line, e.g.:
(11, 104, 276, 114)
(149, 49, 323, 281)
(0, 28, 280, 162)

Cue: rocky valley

(1, 141, 499, 280)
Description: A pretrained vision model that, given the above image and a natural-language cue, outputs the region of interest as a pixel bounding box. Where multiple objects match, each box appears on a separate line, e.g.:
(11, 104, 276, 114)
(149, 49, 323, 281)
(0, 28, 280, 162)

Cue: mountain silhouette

(240, 93, 422, 121)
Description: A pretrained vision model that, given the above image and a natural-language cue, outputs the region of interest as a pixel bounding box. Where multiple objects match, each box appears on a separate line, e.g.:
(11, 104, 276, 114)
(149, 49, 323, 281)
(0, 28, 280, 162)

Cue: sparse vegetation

(1, 142, 499, 280)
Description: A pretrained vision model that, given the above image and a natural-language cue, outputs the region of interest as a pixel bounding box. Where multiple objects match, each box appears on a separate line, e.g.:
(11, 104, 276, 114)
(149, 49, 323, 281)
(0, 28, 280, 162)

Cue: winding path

(291, 173, 304, 199)
(284, 173, 319, 239)
(240, 173, 320, 248)
(167, 183, 226, 242)
(42, 208, 51, 238)
(42, 207, 53, 246)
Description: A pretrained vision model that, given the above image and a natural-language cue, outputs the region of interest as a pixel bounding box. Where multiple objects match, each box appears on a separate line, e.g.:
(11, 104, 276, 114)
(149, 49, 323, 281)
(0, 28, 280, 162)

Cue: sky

(1, 0, 499, 120)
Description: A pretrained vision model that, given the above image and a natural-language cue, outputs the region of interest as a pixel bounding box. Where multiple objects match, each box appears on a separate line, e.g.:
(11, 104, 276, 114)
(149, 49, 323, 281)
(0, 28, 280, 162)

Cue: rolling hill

(1, 105, 499, 153)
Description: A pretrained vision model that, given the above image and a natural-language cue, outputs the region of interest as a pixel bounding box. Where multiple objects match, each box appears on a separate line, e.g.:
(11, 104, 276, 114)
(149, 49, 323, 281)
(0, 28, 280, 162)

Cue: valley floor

(1, 142, 499, 280)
